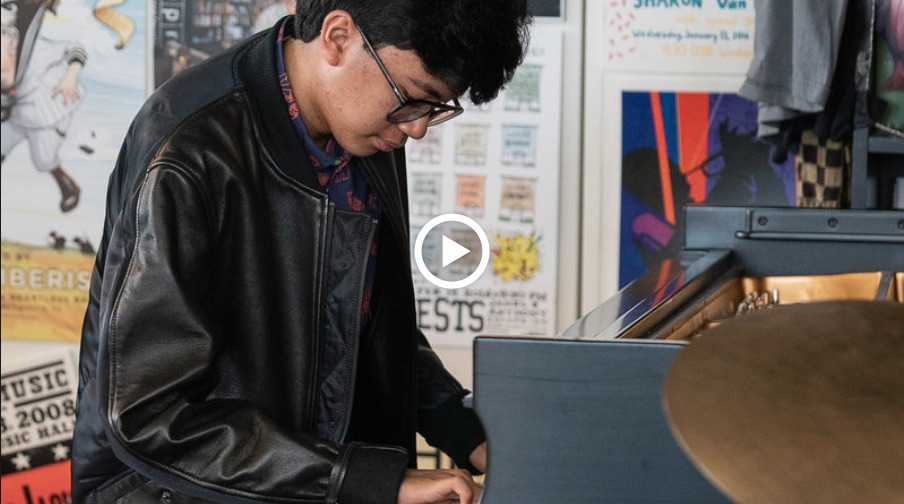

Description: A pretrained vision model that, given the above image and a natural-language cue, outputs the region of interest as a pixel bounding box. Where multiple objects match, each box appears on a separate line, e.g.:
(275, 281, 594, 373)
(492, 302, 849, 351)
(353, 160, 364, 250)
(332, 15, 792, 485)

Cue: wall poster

(602, 0, 754, 74)
(1, 346, 80, 504)
(408, 28, 563, 346)
(2, 0, 146, 342)
(619, 90, 795, 287)
(154, 0, 292, 87)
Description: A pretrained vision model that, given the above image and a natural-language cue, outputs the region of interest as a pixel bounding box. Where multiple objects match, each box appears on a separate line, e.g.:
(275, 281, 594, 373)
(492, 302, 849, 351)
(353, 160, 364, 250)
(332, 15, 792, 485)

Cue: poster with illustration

(619, 91, 796, 286)
(1, 0, 146, 342)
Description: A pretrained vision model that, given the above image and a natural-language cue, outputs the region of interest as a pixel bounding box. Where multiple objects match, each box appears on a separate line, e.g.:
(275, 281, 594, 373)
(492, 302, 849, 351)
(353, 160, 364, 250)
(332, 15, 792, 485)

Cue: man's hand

(398, 468, 482, 504)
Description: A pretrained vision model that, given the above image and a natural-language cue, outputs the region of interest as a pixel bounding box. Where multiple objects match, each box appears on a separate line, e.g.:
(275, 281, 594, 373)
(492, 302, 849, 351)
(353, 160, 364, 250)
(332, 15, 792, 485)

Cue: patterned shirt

(276, 18, 381, 323)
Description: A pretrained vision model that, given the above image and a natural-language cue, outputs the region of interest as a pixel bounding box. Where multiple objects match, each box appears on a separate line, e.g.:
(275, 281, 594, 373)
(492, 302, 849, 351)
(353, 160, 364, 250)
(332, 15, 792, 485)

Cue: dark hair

(294, 0, 531, 104)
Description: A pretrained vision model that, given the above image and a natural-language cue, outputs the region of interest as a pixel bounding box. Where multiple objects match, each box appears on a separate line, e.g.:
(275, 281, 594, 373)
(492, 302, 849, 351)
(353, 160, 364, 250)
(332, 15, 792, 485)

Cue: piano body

(472, 205, 904, 503)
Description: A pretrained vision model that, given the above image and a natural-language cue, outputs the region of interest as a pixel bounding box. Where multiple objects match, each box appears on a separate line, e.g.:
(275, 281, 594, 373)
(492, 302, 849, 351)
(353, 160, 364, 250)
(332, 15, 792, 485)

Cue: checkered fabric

(796, 130, 851, 208)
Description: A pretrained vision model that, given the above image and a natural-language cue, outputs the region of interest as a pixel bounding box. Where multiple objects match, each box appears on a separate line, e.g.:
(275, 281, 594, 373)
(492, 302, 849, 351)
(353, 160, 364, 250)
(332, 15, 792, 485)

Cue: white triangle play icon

(442, 235, 470, 268)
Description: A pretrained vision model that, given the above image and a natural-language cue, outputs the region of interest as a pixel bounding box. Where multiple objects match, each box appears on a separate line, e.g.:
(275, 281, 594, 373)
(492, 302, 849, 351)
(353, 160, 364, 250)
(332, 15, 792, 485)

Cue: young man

(71, 1, 531, 503)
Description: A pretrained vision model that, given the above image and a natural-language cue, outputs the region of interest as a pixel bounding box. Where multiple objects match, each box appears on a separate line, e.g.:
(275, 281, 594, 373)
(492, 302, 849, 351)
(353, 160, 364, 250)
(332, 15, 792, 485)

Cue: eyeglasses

(359, 27, 463, 127)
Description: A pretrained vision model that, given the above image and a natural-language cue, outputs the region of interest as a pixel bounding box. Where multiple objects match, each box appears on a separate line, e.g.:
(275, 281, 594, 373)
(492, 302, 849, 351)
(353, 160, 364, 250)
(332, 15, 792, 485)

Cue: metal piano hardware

(733, 208, 904, 242)
(473, 206, 904, 504)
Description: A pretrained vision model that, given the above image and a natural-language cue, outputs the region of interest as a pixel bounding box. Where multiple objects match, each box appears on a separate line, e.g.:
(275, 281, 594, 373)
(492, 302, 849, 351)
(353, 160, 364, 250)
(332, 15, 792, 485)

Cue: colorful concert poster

(619, 91, 796, 286)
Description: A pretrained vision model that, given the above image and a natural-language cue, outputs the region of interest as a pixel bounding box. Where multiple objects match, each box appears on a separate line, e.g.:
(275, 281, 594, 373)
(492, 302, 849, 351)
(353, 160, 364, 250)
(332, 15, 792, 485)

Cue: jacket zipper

(335, 216, 377, 443)
(308, 200, 333, 429)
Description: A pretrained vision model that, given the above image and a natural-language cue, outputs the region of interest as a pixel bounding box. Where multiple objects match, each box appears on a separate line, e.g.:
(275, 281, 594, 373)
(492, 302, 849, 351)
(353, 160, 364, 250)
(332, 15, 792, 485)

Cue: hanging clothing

(739, 0, 871, 165)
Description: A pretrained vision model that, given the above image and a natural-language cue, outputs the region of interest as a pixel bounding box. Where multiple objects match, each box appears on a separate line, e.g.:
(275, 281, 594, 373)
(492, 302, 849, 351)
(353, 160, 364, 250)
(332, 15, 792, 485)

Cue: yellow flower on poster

(491, 232, 540, 282)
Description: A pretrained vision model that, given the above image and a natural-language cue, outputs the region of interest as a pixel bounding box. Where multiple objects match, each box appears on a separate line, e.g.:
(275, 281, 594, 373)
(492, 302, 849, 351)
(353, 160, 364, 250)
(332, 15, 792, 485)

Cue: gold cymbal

(662, 300, 904, 504)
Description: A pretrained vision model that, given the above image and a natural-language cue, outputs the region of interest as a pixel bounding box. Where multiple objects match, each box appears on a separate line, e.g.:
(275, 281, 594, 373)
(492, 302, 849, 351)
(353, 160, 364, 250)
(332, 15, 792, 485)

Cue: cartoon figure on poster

(2, 0, 85, 213)
(1, 0, 132, 212)
(619, 92, 795, 286)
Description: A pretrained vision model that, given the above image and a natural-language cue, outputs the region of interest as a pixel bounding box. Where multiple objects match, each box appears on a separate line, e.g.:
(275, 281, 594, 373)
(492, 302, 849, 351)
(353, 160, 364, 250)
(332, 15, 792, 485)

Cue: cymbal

(662, 301, 904, 504)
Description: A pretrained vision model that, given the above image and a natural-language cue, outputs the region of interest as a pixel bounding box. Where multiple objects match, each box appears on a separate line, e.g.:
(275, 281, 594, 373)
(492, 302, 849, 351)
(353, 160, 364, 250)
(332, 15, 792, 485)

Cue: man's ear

(319, 10, 356, 67)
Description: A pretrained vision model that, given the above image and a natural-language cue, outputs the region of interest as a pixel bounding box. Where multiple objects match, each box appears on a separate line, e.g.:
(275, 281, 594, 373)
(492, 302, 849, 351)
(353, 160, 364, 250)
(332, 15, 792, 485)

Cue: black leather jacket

(71, 22, 484, 504)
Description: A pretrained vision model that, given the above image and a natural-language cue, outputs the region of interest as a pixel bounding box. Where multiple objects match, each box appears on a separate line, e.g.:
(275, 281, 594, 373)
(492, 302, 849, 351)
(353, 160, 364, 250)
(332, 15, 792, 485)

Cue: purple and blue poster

(619, 91, 796, 287)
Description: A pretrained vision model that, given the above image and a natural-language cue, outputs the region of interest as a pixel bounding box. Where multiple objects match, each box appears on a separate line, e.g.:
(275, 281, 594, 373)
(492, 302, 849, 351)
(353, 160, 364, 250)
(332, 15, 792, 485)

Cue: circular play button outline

(414, 213, 490, 289)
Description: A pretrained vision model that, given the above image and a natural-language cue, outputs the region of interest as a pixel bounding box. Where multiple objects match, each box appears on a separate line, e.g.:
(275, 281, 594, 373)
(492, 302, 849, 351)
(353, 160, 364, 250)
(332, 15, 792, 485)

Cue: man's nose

(397, 115, 430, 140)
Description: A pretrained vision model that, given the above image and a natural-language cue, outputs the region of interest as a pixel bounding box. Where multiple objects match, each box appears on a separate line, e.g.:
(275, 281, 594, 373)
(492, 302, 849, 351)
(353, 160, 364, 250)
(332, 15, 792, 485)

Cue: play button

(442, 235, 470, 267)
(414, 213, 490, 289)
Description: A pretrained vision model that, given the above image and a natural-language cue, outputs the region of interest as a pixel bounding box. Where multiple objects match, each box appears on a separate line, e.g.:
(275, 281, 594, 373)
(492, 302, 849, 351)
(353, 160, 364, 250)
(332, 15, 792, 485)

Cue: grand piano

(472, 205, 904, 503)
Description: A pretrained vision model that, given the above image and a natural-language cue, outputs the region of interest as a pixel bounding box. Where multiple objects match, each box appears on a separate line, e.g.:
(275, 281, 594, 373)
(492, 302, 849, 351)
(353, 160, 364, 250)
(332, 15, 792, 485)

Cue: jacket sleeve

(95, 163, 407, 503)
(414, 329, 487, 473)
(388, 146, 486, 473)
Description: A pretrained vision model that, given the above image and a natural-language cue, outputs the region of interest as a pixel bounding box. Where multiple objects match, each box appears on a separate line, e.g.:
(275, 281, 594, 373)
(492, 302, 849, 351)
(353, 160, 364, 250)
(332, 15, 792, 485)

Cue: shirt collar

(276, 16, 351, 169)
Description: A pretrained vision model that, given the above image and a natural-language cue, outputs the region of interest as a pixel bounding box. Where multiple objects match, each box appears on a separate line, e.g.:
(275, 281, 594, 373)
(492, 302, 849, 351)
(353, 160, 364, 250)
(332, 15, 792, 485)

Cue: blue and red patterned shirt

(277, 19, 381, 323)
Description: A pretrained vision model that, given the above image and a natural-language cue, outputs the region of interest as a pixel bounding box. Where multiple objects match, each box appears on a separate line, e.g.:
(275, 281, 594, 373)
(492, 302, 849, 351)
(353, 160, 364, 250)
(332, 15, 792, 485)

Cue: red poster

(2, 349, 78, 503)
(1, 460, 71, 504)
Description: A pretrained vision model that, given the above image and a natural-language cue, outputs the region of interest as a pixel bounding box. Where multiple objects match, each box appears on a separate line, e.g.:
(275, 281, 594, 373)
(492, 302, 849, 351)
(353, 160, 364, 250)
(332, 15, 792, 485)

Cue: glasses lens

(388, 103, 435, 124)
(426, 108, 463, 126)
(388, 103, 463, 126)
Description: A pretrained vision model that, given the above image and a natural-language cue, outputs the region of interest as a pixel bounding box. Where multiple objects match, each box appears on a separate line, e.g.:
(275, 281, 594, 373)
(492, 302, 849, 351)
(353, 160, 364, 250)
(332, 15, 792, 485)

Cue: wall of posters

(0, 2, 572, 495)
(408, 29, 563, 346)
(1, 0, 146, 342)
(1, 0, 144, 493)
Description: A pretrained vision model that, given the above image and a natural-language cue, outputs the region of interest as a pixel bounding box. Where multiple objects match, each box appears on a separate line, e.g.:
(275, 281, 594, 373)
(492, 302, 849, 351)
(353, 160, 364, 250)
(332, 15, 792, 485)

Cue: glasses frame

(358, 27, 463, 127)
